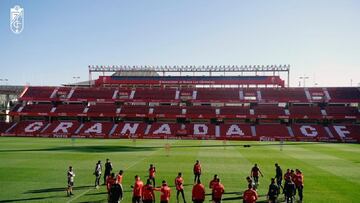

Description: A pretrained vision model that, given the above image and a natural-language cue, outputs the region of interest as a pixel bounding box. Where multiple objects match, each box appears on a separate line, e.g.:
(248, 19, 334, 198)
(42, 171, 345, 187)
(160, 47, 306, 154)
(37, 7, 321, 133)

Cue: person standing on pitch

(192, 179, 205, 203)
(242, 184, 258, 203)
(175, 172, 186, 203)
(283, 177, 296, 203)
(155, 180, 171, 203)
(212, 178, 224, 203)
(142, 179, 155, 203)
(67, 166, 75, 196)
(94, 160, 102, 188)
(267, 178, 279, 203)
(148, 164, 156, 187)
(294, 169, 304, 202)
(193, 160, 202, 183)
(274, 163, 283, 191)
(132, 175, 144, 203)
(209, 174, 218, 190)
(109, 180, 123, 203)
(116, 170, 124, 191)
(250, 163, 263, 187)
(104, 158, 113, 185)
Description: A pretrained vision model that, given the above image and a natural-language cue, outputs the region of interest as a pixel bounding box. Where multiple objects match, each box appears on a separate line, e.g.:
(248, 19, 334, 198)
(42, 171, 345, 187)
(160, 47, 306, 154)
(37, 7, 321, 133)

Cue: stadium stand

(1, 74, 359, 142)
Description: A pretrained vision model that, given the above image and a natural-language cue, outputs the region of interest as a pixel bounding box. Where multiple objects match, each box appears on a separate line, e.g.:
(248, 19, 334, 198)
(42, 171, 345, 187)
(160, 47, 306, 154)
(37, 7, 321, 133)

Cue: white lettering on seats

(194, 124, 208, 135)
(84, 123, 102, 134)
(53, 122, 73, 133)
(226, 124, 245, 136)
(24, 122, 44, 133)
(153, 124, 171, 135)
(333, 126, 350, 138)
(300, 125, 318, 137)
(121, 123, 139, 134)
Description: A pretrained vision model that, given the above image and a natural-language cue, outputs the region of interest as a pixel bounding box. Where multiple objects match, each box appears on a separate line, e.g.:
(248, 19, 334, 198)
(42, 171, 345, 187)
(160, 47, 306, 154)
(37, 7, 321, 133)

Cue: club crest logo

(10, 5, 24, 34)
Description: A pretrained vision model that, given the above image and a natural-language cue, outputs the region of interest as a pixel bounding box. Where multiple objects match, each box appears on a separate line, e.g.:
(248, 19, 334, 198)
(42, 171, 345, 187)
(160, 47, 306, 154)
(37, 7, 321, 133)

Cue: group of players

(66, 159, 304, 203)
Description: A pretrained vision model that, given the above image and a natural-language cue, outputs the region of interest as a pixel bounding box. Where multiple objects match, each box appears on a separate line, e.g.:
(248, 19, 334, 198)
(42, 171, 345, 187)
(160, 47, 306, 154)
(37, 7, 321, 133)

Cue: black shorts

(68, 181, 74, 187)
(143, 200, 153, 203)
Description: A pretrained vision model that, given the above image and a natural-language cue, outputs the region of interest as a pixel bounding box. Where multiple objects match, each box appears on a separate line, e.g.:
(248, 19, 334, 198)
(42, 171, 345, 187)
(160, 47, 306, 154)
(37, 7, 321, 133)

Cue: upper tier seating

(17, 104, 53, 114)
(255, 124, 290, 138)
(22, 87, 54, 99)
(260, 88, 307, 102)
(195, 89, 239, 101)
(327, 87, 360, 102)
(71, 88, 114, 100)
(133, 89, 176, 101)
(186, 106, 216, 118)
(289, 106, 322, 119)
(54, 104, 86, 115)
(87, 104, 117, 116)
(119, 105, 149, 116)
(253, 105, 286, 118)
(219, 106, 250, 118)
(325, 106, 359, 118)
(152, 106, 183, 117)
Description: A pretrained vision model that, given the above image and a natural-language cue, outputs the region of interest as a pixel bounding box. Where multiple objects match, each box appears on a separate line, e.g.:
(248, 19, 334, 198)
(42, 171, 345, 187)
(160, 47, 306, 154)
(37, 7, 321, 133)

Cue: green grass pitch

(0, 137, 359, 203)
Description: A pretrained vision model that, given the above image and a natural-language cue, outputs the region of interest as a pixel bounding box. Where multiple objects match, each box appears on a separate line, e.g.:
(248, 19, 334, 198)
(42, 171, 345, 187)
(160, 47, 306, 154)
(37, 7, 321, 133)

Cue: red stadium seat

(145, 123, 181, 138)
(327, 87, 360, 102)
(78, 122, 114, 138)
(186, 106, 216, 119)
(219, 106, 250, 118)
(291, 124, 334, 142)
(42, 121, 81, 138)
(255, 124, 292, 140)
(253, 105, 287, 119)
(325, 106, 359, 119)
(111, 122, 147, 138)
(218, 123, 253, 140)
(6, 121, 48, 136)
(87, 103, 117, 117)
(289, 106, 322, 119)
(328, 125, 360, 142)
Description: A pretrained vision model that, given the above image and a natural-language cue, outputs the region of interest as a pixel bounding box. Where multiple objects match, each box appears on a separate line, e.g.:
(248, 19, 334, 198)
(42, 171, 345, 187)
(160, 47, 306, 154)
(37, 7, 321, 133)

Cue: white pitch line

(66, 188, 92, 203)
(66, 148, 160, 203)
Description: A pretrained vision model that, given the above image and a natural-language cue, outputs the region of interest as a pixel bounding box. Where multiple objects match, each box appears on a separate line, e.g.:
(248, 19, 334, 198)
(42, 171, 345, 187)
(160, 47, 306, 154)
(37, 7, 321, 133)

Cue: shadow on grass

(0, 195, 63, 202)
(0, 145, 158, 153)
(25, 185, 93, 194)
(0, 141, 324, 153)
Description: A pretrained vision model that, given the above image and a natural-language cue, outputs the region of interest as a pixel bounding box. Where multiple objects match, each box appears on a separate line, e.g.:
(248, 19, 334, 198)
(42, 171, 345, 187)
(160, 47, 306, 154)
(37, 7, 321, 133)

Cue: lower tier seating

(1, 121, 358, 142)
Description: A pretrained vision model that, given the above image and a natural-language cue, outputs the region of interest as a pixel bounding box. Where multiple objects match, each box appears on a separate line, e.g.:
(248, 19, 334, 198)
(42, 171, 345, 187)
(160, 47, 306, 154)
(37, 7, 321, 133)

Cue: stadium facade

(0, 65, 359, 142)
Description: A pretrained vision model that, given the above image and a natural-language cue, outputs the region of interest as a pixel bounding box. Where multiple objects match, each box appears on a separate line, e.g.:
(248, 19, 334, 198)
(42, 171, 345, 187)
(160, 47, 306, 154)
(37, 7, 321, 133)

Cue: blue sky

(0, 0, 359, 87)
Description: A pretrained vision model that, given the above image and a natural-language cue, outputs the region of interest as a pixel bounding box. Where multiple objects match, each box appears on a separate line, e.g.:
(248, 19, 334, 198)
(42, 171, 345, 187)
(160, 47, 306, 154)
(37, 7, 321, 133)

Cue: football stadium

(1, 1, 360, 203)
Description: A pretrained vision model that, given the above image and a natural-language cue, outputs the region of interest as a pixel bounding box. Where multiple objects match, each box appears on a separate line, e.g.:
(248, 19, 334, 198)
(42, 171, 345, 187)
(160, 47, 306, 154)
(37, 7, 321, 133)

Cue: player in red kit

(250, 163, 263, 187)
(107, 173, 116, 193)
(192, 179, 205, 203)
(294, 169, 304, 201)
(149, 164, 156, 187)
(155, 180, 171, 203)
(175, 172, 186, 203)
(142, 179, 155, 203)
(243, 184, 258, 203)
(212, 178, 224, 203)
(193, 160, 202, 183)
(209, 174, 218, 189)
(132, 175, 144, 203)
